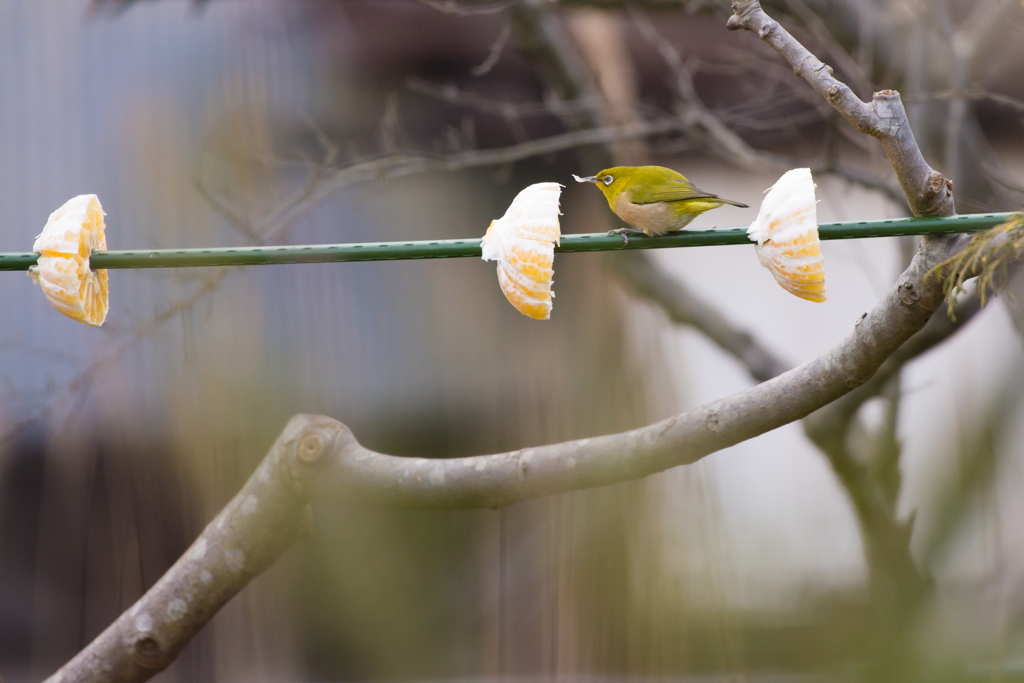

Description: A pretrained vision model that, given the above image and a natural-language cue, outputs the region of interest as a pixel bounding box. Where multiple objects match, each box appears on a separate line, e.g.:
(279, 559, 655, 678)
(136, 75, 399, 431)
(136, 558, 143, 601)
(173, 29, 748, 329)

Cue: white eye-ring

(603, 175, 614, 186)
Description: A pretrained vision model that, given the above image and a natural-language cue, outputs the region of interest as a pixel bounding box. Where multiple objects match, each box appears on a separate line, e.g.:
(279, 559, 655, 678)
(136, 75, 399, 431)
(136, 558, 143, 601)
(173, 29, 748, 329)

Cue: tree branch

(727, 0, 954, 218)
(46, 249, 976, 679)
(805, 292, 985, 441)
(52, 2, 1007, 680)
(525, 1, 792, 381)
(44, 418, 323, 682)
(611, 251, 790, 382)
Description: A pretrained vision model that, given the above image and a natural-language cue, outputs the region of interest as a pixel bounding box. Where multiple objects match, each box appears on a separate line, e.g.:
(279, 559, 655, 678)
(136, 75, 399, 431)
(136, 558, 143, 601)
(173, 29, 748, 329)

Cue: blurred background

(1, 0, 1024, 681)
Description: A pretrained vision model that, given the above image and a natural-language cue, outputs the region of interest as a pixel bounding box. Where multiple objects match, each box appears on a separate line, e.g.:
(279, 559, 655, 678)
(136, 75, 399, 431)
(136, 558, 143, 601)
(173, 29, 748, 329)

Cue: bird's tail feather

(719, 198, 750, 208)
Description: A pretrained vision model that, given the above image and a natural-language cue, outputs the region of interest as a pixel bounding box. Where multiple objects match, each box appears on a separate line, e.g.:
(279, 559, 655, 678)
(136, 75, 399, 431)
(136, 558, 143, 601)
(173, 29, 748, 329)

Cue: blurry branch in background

(471, 23, 513, 75)
(209, 119, 696, 243)
(802, 292, 987, 617)
(776, 0, 873, 99)
(43, 416, 323, 683)
(510, 0, 795, 381)
(906, 88, 1024, 115)
(628, 9, 785, 169)
(2, 271, 229, 446)
(612, 254, 789, 382)
(414, 0, 522, 15)
(37, 0, 1024, 679)
(917, 366, 1024, 571)
(0, 114, 716, 442)
(41, 254, 1008, 682)
(726, 4, 953, 216)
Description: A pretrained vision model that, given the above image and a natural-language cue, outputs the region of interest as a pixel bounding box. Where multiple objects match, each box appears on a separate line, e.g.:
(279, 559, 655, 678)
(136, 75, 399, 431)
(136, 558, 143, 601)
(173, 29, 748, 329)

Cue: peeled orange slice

(747, 168, 826, 303)
(29, 194, 109, 326)
(481, 183, 562, 320)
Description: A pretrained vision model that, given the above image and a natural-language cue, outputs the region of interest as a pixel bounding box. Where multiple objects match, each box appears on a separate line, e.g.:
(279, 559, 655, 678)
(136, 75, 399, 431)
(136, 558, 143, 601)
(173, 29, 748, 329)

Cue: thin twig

(416, 0, 522, 15)
(472, 23, 512, 75)
(49, 1, 1014, 679)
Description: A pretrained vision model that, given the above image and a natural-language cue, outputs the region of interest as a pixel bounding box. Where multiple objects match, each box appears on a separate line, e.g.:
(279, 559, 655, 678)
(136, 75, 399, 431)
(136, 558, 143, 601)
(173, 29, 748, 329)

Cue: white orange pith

(481, 183, 562, 320)
(29, 194, 109, 326)
(747, 168, 826, 303)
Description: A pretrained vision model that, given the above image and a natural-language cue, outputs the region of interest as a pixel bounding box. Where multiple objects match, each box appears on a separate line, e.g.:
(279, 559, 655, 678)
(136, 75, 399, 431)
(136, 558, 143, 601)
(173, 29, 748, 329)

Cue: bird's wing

(631, 177, 720, 205)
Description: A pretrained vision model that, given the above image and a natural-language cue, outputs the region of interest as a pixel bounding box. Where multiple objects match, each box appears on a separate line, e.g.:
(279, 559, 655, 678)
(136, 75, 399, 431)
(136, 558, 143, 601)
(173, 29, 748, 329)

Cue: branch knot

(298, 432, 326, 464)
(897, 278, 921, 306)
(726, 0, 759, 31)
(128, 620, 166, 669)
(283, 415, 347, 494)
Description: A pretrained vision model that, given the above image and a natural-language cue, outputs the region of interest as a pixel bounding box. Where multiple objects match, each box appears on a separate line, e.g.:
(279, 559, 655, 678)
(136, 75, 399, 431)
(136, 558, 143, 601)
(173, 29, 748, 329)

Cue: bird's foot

(607, 227, 646, 246)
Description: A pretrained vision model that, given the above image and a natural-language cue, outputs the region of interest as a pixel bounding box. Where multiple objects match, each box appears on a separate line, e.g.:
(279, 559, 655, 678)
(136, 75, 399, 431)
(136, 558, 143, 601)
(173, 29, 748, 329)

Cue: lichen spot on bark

(134, 613, 153, 633)
(167, 599, 188, 621)
(241, 495, 258, 515)
(225, 549, 245, 573)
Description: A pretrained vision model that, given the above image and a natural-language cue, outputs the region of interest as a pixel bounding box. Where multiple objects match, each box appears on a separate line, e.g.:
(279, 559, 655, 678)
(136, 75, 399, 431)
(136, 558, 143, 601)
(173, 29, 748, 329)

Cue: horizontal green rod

(0, 212, 1013, 272)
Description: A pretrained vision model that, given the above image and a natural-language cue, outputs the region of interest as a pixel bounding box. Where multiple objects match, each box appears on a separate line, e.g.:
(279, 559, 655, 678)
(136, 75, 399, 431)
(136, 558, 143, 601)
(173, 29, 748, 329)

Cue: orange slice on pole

(481, 183, 562, 320)
(29, 194, 109, 326)
(747, 168, 827, 303)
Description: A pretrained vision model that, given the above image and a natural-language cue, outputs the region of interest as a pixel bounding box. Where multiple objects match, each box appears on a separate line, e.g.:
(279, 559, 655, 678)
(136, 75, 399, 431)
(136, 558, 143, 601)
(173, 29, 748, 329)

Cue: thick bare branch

(806, 292, 985, 442)
(727, 0, 954, 217)
(320, 250, 965, 508)
(43, 417, 326, 683)
(46, 237, 972, 680)
(52, 3, 1007, 680)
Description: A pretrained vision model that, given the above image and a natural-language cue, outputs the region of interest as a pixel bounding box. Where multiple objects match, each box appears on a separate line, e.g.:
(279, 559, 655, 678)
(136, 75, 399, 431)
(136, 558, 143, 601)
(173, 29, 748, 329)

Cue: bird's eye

(602, 175, 614, 186)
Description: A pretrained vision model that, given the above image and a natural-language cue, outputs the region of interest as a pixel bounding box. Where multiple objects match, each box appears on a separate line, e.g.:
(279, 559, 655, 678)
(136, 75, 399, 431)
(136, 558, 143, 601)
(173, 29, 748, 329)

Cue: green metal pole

(0, 212, 1014, 272)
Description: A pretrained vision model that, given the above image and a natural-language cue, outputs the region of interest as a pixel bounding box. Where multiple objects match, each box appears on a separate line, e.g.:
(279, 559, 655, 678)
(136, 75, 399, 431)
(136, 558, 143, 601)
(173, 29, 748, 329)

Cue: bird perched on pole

(574, 166, 749, 243)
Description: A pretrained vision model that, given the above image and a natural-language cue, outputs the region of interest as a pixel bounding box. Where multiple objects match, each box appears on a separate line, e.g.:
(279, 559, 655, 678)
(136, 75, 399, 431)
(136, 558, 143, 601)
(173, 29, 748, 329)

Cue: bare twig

(905, 88, 1024, 114)
(51, 1, 1019, 679)
(631, 9, 788, 170)
(779, 0, 874, 99)
(43, 415, 322, 682)
(256, 117, 699, 243)
(526, 2, 790, 382)
(4, 272, 229, 445)
(280, 255, 956, 503)
(404, 78, 633, 124)
(729, 1, 957, 217)
(46, 250, 984, 679)
(416, 0, 522, 15)
(471, 23, 513, 75)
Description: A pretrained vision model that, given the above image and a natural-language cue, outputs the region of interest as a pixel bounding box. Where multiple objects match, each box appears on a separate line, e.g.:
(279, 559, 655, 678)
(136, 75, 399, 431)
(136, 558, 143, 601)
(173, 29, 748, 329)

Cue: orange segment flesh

(30, 195, 109, 326)
(480, 183, 562, 320)
(747, 169, 826, 303)
(760, 235, 826, 302)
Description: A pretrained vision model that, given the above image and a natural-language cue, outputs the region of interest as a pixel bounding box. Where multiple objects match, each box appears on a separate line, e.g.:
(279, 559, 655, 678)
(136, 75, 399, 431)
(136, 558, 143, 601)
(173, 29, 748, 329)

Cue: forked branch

(49, 2, 993, 682)
(727, 0, 954, 218)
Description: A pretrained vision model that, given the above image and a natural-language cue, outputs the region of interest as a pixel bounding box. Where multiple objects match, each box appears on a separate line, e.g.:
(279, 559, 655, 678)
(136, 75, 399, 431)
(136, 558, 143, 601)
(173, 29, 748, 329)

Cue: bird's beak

(572, 174, 599, 184)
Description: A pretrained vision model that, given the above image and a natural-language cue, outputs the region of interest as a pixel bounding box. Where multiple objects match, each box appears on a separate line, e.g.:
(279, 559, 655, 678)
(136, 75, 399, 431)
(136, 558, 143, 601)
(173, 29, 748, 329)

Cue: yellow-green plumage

(577, 165, 748, 237)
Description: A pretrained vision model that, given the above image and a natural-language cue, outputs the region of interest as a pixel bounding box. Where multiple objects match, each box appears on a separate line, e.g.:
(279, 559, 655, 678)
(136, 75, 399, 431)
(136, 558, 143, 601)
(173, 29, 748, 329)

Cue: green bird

(574, 165, 749, 243)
